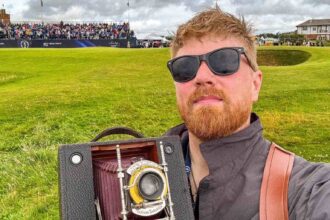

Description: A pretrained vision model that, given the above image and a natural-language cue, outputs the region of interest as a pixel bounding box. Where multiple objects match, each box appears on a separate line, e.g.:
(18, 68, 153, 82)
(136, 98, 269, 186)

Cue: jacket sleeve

(288, 156, 330, 220)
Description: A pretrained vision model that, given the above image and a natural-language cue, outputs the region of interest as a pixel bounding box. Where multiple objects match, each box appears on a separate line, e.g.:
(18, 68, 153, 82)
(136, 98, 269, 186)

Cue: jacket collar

(167, 113, 264, 175)
(199, 113, 264, 175)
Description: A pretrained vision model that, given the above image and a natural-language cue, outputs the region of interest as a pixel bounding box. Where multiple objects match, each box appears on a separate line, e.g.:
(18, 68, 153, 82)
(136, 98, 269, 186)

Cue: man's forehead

(175, 36, 247, 57)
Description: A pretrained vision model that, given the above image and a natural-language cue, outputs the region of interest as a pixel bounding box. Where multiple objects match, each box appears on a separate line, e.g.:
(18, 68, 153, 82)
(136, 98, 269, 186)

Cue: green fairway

(0, 46, 329, 219)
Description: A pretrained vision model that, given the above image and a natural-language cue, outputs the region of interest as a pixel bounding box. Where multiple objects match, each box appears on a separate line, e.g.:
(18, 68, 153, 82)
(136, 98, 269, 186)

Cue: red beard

(178, 87, 252, 141)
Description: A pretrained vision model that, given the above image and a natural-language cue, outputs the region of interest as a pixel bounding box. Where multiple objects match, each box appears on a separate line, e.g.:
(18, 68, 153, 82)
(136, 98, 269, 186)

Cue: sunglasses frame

(167, 47, 252, 83)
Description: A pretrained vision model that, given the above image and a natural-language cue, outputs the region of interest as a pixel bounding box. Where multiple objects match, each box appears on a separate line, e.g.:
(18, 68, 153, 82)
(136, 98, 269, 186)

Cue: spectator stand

(0, 21, 137, 48)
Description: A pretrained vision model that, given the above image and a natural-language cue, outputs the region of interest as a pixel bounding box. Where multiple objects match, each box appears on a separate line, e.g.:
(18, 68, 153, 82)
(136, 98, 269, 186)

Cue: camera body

(58, 135, 194, 220)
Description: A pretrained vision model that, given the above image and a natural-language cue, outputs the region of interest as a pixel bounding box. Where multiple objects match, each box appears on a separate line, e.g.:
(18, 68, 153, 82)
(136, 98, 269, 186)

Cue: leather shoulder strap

(259, 143, 295, 220)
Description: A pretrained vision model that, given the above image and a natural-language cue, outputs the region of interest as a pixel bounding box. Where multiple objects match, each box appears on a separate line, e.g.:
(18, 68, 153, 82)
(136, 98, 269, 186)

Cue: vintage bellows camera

(58, 127, 194, 220)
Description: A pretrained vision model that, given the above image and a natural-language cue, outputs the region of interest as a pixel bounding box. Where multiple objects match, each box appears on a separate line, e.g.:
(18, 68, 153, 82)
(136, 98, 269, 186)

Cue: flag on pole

(41, 0, 43, 7)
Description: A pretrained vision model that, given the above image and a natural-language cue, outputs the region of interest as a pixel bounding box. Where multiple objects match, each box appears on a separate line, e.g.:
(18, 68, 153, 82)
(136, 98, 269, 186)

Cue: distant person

(165, 6, 330, 220)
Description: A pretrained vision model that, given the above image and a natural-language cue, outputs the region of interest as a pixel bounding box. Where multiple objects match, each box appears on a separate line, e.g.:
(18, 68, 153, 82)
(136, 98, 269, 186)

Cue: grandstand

(0, 9, 138, 48)
(0, 22, 134, 40)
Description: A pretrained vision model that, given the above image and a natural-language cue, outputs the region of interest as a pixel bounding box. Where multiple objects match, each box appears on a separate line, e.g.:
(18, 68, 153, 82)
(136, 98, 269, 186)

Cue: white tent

(142, 33, 169, 43)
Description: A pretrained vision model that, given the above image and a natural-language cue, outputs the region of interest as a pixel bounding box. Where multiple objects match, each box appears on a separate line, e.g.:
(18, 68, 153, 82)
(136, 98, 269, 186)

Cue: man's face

(174, 36, 262, 141)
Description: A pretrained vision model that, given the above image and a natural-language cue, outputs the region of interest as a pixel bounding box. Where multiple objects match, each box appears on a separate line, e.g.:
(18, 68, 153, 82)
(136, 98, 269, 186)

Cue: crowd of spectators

(0, 22, 135, 40)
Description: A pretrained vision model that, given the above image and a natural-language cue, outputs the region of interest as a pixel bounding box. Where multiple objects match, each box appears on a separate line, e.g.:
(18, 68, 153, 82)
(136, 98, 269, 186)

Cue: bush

(323, 40, 330, 47)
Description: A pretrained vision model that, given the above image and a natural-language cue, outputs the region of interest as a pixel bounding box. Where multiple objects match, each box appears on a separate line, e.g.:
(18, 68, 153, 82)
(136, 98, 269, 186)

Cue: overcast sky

(1, 0, 330, 38)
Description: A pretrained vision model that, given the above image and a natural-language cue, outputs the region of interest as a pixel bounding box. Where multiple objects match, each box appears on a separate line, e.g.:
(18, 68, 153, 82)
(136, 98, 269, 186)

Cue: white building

(297, 19, 330, 41)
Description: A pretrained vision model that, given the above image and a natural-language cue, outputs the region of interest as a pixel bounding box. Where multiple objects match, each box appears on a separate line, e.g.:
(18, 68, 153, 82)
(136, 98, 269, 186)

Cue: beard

(177, 87, 252, 141)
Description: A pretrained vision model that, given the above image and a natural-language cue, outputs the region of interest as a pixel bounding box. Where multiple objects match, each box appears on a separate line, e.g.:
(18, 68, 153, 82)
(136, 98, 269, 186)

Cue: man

(165, 7, 330, 220)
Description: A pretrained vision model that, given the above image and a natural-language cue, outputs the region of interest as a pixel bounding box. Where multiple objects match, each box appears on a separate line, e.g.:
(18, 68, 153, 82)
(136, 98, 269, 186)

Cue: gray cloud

(302, 0, 330, 5)
(22, 0, 214, 21)
(12, 0, 330, 37)
(231, 0, 329, 16)
(226, 0, 330, 33)
(23, 0, 129, 21)
(18, 0, 215, 37)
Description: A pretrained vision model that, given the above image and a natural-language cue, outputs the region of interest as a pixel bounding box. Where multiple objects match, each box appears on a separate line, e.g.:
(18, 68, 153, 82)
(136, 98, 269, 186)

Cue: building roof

(297, 19, 330, 27)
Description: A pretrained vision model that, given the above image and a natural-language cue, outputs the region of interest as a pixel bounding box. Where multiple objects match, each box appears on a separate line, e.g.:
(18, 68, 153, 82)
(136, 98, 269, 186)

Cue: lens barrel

(138, 172, 164, 200)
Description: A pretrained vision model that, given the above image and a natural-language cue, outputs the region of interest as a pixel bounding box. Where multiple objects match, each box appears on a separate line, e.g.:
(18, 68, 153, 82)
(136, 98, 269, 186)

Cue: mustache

(188, 87, 227, 106)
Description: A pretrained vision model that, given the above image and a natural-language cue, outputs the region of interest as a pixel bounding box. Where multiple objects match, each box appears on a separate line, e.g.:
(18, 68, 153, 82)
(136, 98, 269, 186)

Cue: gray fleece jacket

(165, 113, 330, 220)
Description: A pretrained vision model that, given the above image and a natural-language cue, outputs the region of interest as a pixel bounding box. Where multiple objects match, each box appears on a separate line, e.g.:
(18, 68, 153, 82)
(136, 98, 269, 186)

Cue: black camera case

(58, 127, 194, 220)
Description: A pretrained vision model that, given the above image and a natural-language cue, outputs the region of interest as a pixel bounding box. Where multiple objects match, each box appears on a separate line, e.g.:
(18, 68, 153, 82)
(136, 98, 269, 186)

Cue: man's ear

(251, 70, 262, 102)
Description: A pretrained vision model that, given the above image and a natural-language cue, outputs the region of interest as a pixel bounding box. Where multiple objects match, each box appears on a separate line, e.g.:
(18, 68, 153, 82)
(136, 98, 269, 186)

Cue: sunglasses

(167, 47, 253, 83)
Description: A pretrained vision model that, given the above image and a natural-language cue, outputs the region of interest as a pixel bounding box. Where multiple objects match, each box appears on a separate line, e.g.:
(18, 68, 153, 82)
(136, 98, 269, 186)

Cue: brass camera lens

(138, 173, 164, 200)
(128, 161, 168, 205)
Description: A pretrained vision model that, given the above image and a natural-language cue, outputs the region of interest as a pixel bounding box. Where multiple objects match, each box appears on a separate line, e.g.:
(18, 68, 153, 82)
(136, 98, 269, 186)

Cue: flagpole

(41, 0, 43, 24)
(127, 0, 130, 23)
(126, 0, 130, 48)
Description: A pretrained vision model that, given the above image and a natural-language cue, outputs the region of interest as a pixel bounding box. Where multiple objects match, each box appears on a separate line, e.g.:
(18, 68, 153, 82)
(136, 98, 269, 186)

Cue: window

(303, 27, 307, 30)
(313, 27, 316, 31)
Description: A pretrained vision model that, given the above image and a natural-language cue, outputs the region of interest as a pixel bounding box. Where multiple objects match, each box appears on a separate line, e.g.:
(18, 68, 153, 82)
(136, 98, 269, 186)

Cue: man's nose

(193, 61, 216, 86)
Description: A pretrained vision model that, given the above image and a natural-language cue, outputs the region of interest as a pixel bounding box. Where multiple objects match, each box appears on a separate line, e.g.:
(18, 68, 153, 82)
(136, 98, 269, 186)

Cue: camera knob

(164, 145, 174, 154)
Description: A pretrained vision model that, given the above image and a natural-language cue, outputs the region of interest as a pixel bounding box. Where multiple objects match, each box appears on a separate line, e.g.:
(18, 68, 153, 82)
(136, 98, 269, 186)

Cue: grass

(0, 46, 329, 219)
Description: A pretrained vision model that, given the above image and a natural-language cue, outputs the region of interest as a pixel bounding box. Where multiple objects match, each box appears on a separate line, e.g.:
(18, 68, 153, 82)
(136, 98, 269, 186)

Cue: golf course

(0, 46, 329, 219)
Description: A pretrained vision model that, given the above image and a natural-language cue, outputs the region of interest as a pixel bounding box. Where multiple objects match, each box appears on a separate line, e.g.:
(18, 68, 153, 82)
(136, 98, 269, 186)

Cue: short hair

(171, 6, 258, 71)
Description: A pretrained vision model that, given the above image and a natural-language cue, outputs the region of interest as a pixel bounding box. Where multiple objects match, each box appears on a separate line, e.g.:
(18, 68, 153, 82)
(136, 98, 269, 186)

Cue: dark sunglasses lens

(171, 56, 199, 82)
(209, 49, 239, 74)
